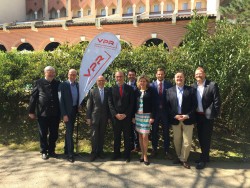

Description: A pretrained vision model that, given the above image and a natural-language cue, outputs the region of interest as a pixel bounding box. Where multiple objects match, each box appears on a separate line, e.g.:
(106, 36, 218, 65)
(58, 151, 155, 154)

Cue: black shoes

(67, 155, 75, 163)
(173, 158, 182, 164)
(196, 162, 206, 169)
(111, 154, 121, 161)
(195, 159, 210, 163)
(151, 150, 157, 157)
(41, 153, 48, 160)
(125, 158, 131, 163)
(98, 153, 106, 159)
(90, 154, 97, 162)
(165, 152, 174, 160)
(139, 158, 144, 163)
(144, 161, 150, 166)
(48, 152, 58, 158)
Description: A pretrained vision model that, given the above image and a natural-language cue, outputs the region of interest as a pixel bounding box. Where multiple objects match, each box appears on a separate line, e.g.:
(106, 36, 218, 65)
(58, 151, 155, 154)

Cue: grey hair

(44, 66, 55, 73)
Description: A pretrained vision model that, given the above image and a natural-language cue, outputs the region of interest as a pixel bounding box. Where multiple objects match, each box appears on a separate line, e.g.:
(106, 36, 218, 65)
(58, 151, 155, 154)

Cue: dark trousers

(130, 123, 139, 150)
(37, 116, 60, 154)
(113, 117, 131, 159)
(152, 110, 170, 152)
(64, 107, 77, 156)
(91, 117, 107, 155)
(196, 114, 214, 162)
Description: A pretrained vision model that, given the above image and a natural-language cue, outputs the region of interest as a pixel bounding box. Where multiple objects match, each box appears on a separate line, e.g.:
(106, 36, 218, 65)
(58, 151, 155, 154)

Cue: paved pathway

(0, 147, 249, 188)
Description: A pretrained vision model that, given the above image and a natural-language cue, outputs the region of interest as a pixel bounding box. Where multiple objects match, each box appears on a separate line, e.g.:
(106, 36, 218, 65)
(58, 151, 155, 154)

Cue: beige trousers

(172, 122, 194, 162)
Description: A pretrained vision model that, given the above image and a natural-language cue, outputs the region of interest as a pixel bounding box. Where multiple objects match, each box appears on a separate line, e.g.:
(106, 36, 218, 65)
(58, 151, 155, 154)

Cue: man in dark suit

(108, 71, 134, 163)
(28, 66, 60, 160)
(127, 69, 140, 152)
(193, 67, 221, 169)
(150, 68, 173, 159)
(58, 69, 79, 163)
(86, 75, 110, 162)
(167, 71, 197, 169)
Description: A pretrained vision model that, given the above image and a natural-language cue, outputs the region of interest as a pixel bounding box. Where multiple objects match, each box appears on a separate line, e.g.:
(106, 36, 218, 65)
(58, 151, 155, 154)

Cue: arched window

(44, 42, 60, 51)
(50, 8, 57, 19)
(139, 6, 145, 13)
(17, 43, 34, 51)
(144, 38, 168, 50)
(0, 44, 7, 52)
(127, 7, 132, 14)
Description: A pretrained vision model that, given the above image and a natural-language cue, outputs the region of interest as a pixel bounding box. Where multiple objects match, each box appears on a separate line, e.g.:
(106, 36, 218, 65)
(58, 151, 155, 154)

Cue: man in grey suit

(86, 75, 110, 162)
(58, 69, 79, 163)
(193, 67, 221, 169)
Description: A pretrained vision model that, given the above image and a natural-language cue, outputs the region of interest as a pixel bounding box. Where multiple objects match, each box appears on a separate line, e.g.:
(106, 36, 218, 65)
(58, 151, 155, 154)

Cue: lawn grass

(0, 111, 249, 162)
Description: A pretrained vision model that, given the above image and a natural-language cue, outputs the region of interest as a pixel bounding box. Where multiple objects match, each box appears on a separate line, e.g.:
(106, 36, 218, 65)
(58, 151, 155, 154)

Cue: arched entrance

(44, 42, 60, 51)
(17, 43, 34, 51)
(0, 44, 7, 52)
(144, 38, 168, 50)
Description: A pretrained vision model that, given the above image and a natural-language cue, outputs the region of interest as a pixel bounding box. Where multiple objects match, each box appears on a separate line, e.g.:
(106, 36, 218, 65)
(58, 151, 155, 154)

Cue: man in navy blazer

(58, 69, 79, 163)
(150, 68, 173, 159)
(108, 71, 134, 162)
(167, 71, 197, 169)
(193, 67, 221, 169)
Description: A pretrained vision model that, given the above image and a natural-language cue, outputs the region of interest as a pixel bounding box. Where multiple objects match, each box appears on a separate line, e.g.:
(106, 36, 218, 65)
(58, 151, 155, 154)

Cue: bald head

(68, 69, 77, 83)
(97, 75, 106, 88)
(115, 71, 125, 85)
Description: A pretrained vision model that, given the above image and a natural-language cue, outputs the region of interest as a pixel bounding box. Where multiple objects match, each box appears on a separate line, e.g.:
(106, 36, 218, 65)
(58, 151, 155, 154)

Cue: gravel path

(0, 147, 249, 188)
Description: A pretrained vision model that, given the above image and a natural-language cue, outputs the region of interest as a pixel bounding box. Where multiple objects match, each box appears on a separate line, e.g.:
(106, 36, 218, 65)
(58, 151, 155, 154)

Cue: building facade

(0, 0, 26, 24)
(0, 0, 220, 52)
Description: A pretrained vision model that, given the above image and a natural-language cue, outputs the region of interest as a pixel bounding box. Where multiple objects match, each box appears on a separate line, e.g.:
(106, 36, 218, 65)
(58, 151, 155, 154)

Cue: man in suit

(86, 75, 110, 162)
(167, 71, 197, 169)
(127, 69, 140, 152)
(58, 69, 79, 163)
(150, 68, 173, 159)
(28, 66, 60, 160)
(108, 71, 134, 163)
(193, 67, 221, 169)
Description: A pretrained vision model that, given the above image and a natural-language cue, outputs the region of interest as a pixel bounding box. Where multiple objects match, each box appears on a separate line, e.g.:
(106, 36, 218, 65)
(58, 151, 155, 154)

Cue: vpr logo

(83, 55, 105, 77)
(97, 38, 115, 46)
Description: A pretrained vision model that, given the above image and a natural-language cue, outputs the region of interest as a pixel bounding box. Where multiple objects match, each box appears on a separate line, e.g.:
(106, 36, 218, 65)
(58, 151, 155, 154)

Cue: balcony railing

(1, 9, 211, 30)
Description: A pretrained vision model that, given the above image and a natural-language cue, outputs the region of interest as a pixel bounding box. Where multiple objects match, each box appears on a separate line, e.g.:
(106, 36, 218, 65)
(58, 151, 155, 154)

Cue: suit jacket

(134, 87, 156, 118)
(108, 84, 134, 118)
(86, 87, 110, 125)
(29, 78, 60, 117)
(166, 85, 197, 125)
(193, 80, 221, 119)
(58, 80, 79, 118)
(150, 80, 173, 113)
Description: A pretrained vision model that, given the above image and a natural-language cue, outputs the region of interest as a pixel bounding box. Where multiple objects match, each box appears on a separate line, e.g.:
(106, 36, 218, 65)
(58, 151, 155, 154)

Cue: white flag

(79, 32, 121, 105)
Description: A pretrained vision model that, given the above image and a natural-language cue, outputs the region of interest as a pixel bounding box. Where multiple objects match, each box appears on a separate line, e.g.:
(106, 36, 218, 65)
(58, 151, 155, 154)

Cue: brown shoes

(182, 162, 191, 169)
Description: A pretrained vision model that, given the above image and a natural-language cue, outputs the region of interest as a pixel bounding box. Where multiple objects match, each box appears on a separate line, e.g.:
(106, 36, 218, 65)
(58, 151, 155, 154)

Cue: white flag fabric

(79, 32, 121, 105)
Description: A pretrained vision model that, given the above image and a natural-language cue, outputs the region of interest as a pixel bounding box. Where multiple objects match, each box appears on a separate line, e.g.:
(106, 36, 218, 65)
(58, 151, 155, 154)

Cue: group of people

(28, 66, 220, 170)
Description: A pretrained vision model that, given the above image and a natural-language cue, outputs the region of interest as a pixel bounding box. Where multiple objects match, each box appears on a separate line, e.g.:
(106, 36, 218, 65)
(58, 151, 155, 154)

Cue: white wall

(207, 0, 220, 15)
(0, 0, 26, 24)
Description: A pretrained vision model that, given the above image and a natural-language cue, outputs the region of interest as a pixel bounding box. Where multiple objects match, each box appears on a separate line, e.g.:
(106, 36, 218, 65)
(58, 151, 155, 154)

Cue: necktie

(100, 89, 104, 103)
(119, 85, 123, 97)
(159, 82, 163, 96)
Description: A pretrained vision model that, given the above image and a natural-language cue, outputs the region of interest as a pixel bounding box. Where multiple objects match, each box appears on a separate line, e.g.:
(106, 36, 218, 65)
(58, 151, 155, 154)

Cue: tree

(220, 0, 250, 26)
